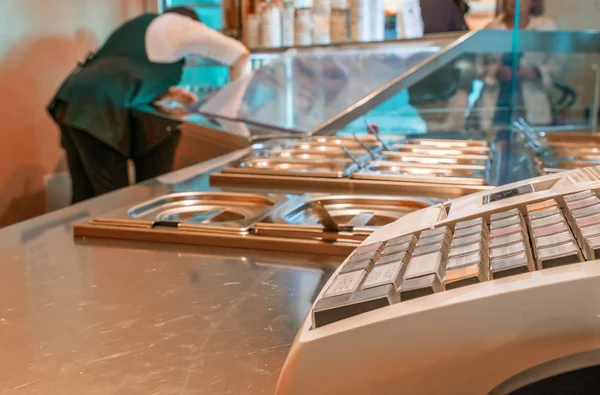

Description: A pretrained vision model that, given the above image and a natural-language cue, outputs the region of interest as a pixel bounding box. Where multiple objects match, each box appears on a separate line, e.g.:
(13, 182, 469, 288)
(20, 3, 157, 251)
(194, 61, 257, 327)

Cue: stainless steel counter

(0, 151, 340, 394)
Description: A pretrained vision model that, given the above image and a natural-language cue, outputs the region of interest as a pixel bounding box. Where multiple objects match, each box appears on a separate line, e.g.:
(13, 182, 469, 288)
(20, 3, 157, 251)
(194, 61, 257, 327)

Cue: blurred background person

(421, 0, 470, 33)
(408, 0, 473, 133)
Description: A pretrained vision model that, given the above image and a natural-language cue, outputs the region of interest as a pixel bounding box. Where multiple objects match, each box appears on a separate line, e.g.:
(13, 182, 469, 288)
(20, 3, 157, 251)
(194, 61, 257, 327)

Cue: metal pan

(515, 120, 600, 145)
(311, 135, 406, 146)
(250, 149, 370, 163)
(222, 158, 359, 178)
(407, 138, 490, 149)
(251, 138, 300, 153)
(542, 167, 569, 174)
(541, 150, 600, 162)
(542, 132, 600, 144)
(540, 160, 600, 170)
(291, 141, 383, 153)
(249, 135, 393, 154)
(544, 141, 600, 150)
(353, 161, 488, 186)
(374, 158, 487, 171)
(380, 151, 489, 166)
(92, 192, 290, 234)
(254, 194, 438, 241)
(389, 143, 491, 156)
(543, 147, 600, 159)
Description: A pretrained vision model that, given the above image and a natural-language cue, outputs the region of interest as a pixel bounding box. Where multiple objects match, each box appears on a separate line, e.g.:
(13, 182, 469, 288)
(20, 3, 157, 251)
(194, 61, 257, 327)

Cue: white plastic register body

(276, 166, 600, 395)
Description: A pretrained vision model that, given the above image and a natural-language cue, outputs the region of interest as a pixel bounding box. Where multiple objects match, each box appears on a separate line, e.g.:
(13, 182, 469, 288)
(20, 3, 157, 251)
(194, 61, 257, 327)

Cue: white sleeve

(173, 18, 248, 65)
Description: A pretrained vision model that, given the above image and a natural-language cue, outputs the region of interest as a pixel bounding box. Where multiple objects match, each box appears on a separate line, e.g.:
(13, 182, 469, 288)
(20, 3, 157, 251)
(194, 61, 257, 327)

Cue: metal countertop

(0, 151, 340, 394)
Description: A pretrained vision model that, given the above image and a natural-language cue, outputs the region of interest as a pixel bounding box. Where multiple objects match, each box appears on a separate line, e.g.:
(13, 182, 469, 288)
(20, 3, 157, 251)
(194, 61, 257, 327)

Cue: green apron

(47, 13, 184, 157)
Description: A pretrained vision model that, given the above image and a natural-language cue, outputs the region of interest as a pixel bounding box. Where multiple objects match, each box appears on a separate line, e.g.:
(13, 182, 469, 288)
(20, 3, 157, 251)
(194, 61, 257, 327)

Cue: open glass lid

(198, 42, 443, 135)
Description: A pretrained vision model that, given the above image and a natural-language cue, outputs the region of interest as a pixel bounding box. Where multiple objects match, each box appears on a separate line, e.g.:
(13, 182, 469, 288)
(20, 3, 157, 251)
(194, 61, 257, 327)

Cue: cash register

(276, 166, 600, 395)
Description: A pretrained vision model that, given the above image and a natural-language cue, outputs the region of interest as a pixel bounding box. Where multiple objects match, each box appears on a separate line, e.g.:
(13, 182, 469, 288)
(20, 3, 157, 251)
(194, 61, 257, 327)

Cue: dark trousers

(60, 125, 180, 204)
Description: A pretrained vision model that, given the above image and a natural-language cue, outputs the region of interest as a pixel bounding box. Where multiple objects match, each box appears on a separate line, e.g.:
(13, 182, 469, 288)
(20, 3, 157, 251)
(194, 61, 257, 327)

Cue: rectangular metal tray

(92, 191, 290, 234)
(540, 148, 600, 162)
(379, 151, 489, 168)
(542, 167, 569, 174)
(407, 138, 490, 149)
(310, 135, 406, 146)
(516, 120, 600, 152)
(542, 147, 600, 159)
(373, 159, 487, 172)
(538, 159, 600, 171)
(352, 161, 488, 186)
(249, 135, 400, 154)
(222, 158, 359, 178)
(250, 148, 372, 163)
(530, 131, 600, 145)
(290, 141, 383, 153)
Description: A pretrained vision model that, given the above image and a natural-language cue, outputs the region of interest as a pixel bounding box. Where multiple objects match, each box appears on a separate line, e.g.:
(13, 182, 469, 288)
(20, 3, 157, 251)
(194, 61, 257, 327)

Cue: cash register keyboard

(277, 168, 600, 395)
(312, 189, 600, 329)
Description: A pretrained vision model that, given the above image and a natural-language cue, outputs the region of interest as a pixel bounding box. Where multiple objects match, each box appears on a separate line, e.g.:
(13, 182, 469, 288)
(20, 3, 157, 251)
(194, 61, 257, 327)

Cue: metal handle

(341, 146, 360, 166)
(152, 221, 180, 229)
(364, 119, 390, 151)
(310, 201, 353, 233)
(514, 118, 542, 151)
(373, 133, 390, 151)
(352, 133, 376, 159)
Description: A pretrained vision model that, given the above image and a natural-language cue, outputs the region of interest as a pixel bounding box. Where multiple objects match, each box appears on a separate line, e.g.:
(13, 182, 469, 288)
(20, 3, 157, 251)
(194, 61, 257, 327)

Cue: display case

(164, 0, 600, 142)
(198, 29, 600, 134)
(144, 15, 600, 190)
(170, 33, 463, 139)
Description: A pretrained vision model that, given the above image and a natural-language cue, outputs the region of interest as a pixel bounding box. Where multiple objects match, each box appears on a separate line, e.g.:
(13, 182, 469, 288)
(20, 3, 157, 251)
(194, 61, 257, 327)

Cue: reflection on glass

(503, 0, 600, 130)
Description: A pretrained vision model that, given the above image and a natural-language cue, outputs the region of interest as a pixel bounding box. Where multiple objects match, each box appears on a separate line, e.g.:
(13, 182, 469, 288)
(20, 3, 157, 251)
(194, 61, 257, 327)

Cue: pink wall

(0, 0, 155, 227)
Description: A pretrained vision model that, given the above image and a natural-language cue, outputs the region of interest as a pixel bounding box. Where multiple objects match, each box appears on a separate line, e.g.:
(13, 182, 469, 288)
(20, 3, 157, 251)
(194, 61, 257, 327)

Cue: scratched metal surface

(0, 155, 340, 394)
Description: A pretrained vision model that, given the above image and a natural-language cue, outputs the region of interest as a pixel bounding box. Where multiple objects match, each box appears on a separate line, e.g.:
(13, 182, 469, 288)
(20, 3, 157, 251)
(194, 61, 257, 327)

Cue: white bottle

(313, 12, 331, 45)
(261, 4, 283, 47)
(313, 0, 332, 13)
(295, 8, 313, 46)
(349, 0, 370, 42)
(282, 3, 296, 47)
(397, 0, 423, 39)
(371, 0, 386, 41)
(330, 0, 347, 7)
(294, 0, 311, 8)
(245, 14, 261, 48)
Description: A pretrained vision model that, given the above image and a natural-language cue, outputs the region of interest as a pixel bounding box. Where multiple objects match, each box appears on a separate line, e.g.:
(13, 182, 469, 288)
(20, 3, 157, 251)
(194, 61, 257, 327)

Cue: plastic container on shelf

(371, 0, 385, 41)
(282, 4, 296, 47)
(349, 0, 370, 42)
(260, 3, 283, 47)
(294, 0, 311, 8)
(313, 12, 331, 44)
(330, 8, 348, 43)
(245, 14, 261, 48)
(330, 0, 348, 8)
(313, 0, 332, 13)
(396, 0, 424, 39)
(295, 7, 313, 46)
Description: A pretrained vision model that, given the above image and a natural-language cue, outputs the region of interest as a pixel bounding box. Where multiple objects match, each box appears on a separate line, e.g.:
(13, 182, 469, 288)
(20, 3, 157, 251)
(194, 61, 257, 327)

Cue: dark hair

(165, 6, 201, 22)
(499, 0, 544, 16)
(530, 0, 545, 16)
(454, 0, 470, 15)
